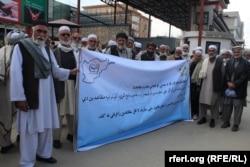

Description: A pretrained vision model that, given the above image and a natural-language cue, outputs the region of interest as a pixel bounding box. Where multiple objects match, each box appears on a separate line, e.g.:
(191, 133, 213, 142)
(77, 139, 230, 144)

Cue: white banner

(76, 49, 191, 151)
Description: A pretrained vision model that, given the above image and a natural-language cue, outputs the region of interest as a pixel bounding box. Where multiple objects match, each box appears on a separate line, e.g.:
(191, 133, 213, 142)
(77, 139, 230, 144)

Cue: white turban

(176, 46, 182, 51)
(134, 42, 142, 48)
(195, 50, 202, 55)
(128, 36, 134, 41)
(88, 34, 97, 40)
(183, 44, 189, 47)
(81, 37, 88, 42)
(208, 45, 217, 50)
(108, 40, 116, 46)
(59, 26, 70, 32)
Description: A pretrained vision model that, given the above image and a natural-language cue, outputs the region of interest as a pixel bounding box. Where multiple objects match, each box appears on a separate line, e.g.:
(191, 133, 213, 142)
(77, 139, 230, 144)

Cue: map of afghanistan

(81, 58, 114, 84)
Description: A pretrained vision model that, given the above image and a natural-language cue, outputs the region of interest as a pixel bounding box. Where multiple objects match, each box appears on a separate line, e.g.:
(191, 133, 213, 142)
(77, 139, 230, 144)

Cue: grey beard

(34, 39, 45, 45)
(71, 42, 82, 48)
(117, 44, 125, 50)
(60, 40, 71, 46)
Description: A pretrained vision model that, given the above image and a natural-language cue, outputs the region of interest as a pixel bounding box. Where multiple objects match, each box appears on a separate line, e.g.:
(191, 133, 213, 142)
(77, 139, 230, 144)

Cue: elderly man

(197, 45, 223, 128)
(190, 50, 204, 120)
(158, 44, 168, 60)
(167, 47, 183, 60)
(105, 32, 133, 59)
(10, 20, 78, 166)
(53, 26, 77, 149)
(81, 37, 88, 48)
(86, 34, 102, 52)
(127, 36, 134, 49)
(71, 32, 82, 66)
(221, 46, 250, 131)
(0, 30, 26, 154)
(182, 43, 190, 59)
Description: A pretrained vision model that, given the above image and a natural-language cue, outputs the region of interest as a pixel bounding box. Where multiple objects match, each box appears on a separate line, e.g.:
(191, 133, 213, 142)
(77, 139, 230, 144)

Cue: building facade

(83, 4, 150, 38)
(182, 0, 244, 54)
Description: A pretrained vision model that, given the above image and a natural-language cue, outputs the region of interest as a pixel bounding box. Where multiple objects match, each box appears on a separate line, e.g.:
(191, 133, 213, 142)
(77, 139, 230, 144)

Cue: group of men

(0, 19, 250, 167)
(190, 45, 250, 132)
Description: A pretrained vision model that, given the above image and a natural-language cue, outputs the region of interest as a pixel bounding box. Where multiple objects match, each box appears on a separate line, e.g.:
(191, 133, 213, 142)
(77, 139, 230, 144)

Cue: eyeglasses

(60, 33, 70, 37)
(72, 37, 81, 40)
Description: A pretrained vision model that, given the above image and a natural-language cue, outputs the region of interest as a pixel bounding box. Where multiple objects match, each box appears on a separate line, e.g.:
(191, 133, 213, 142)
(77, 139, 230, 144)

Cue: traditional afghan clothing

(10, 43, 70, 167)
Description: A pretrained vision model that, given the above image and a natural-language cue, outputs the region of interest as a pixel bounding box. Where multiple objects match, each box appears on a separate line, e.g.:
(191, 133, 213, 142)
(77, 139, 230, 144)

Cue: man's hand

(70, 68, 79, 75)
(227, 81, 235, 89)
(15, 101, 29, 112)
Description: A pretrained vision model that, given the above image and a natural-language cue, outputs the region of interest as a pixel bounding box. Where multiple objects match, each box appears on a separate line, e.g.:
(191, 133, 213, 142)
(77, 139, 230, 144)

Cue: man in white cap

(133, 41, 142, 58)
(190, 50, 204, 120)
(221, 46, 250, 131)
(71, 32, 82, 66)
(167, 46, 183, 60)
(102, 40, 116, 53)
(53, 25, 76, 149)
(86, 34, 102, 52)
(10, 20, 78, 166)
(127, 36, 134, 49)
(197, 45, 223, 128)
(158, 44, 169, 60)
(182, 43, 190, 59)
(81, 37, 88, 48)
(0, 29, 26, 154)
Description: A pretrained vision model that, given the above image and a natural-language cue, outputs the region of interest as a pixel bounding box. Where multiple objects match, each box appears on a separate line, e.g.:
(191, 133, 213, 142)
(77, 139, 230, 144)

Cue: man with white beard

(182, 43, 190, 59)
(86, 34, 102, 52)
(221, 46, 250, 131)
(158, 44, 168, 60)
(10, 20, 78, 166)
(105, 32, 133, 59)
(71, 32, 82, 67)
(53, 26, 76, 149)
(197, 45, 223, 128)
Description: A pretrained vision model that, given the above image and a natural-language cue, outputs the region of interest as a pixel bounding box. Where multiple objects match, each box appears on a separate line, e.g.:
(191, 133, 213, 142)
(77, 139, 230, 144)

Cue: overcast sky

(57, 0, 249, 48)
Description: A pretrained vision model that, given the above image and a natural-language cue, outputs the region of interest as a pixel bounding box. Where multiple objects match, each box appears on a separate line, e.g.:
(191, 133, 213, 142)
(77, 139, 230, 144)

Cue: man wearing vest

(10, 20, 78, 167)
(53, 26, 77, 149)
(105, 32, 133, 59)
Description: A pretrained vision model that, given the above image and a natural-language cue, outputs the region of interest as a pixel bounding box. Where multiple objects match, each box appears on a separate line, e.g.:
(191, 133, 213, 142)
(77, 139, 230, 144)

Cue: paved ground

(1, 83, 250, 167)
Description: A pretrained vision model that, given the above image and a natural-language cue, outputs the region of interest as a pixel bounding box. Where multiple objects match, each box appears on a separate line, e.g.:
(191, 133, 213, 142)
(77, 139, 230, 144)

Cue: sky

(57, 0, 250, 48)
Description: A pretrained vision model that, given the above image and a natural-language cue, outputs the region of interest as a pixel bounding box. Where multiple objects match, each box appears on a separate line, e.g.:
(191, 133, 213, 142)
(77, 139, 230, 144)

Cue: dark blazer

(212, 57, 223, 92)
(224, 57, 250, 99)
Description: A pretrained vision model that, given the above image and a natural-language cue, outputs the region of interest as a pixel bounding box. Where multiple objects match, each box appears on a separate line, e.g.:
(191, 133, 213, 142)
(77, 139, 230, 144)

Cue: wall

(79, 25, 131, 45)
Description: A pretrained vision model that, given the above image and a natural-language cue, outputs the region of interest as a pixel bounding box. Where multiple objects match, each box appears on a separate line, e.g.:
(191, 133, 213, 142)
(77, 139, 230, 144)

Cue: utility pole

(76, 0, 80, 32)
(198, 0, 204, 46)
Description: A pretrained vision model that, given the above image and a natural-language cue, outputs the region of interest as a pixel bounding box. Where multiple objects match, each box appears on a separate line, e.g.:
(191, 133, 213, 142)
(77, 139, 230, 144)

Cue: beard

(60, 39, 71, 46)
(234, 55, 241, 59)
(88, 45, 96, 50)
(33, 36, 45, 45)
(71, 42, 82, 48)
(117, 44, 126, 50)
(209, 54, 216, 59)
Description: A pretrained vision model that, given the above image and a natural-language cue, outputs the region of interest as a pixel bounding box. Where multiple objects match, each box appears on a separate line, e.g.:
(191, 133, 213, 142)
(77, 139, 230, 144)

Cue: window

(205, 41, 220, 55)
(196, 12, 209, 25)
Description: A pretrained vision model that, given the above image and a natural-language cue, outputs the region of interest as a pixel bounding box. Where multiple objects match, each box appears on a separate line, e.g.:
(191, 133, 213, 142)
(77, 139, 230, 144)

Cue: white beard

(117, 44, 125, 50)
(60, 39, 71, 46)
(33, 36, 45, 45)
(71, 42, 82, 49)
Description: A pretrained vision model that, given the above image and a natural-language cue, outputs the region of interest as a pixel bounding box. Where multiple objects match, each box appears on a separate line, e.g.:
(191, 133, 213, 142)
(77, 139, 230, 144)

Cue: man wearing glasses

(86, 34, 102, 52)
(53, 26, 76, 149)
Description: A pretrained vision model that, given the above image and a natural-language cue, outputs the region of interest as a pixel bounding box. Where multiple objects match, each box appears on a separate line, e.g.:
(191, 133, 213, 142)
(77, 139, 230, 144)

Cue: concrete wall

(183, 31, 232, 55)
